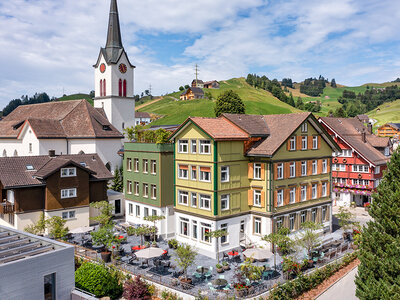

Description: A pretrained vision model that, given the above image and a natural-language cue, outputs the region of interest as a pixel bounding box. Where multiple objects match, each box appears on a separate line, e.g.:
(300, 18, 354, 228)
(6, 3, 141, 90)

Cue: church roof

(0, 100, 123, 139)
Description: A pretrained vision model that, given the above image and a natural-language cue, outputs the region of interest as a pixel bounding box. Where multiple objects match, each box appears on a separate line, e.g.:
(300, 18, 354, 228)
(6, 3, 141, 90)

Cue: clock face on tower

(119, 63, 127, 74)
(100, 63, 106, 73)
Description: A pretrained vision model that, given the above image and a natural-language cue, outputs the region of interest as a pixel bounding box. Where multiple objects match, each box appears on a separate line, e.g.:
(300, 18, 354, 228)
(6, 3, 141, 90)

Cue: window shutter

(296, 186, 301, 203)
(307, 160, 312, 175)
(297, 136, 302, 150)
(327, 160, 331, 173)
(284, 162, 289, 179)
(296, 161, 301, 177)
(284, 189, 289, 206)
(274, 164, 278, 180)
(248, 163, 253, 179)
(307, 184, 311, 200)
(318, 136, 321, 149)
(261, 164, 265, 180)
(261, 191, 265, 208)
(308, 136, 313, 150)
(317, 159, 322, 174)
(248, 190, 253, 206)
(287, 140, 291, 151)
(318, 183, 322, 198)
(274, 190, 278, 207)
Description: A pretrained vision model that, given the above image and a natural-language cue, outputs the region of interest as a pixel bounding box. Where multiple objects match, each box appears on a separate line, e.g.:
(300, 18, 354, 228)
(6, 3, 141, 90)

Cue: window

(277, 163, 283, 179)
(103, 79, 106, 96)
(143, 183, 149, 198)
(289, 187, 296, 204)
(322, 206, 327, 221)
(289, 214, 295, 231)
(191, 192, 197, 207)
(221, 194, 229, 211)
(201, 223, 211, 243)
(352, 179, 369, 186)
(199, 167, 211, 182)
(178, 140, 188, 153)
(220, 223, 228, 244)
(123, 79, 127, 97)
(61, 167, 76, 177)
(301, 161, 307, 176)
(62, 211, 75, 219)
(151, 160, 156, 174)
(29, 143, 32, 153)
(199, 140, 211, 154)
(312, 209, 317, 222)
(322, 182, 327, 197)
(312, 184, 317, 199)
(178, 165, 189, 179)
(134, 158, 139, 172)
(127, 181, 132, 194)
(312, 160, 317, 175)
(312, 136, 318, 149)
(253, 190, 262, 207)
(199, 194, 211, 210)
(302, 136, 308, 150)
(144, 207, 149, 217)
(134, 181, 139, 195)
(152, 209, 157, 216)
(119, 79, 122, 97)
(61, 188, 77, 199)
(277, 189, 283, 207)
(339, 149, 352, 157)
(332, 164, 337, 171)
(385, 147, 390, 156)
(143, 159, 148, 173)
(44, 273, 56, 300)
(192, 221, 198, 239)
(301, 185, 307, 201)
(300, 211, 307, 224)
(191, 140, 197, 153)
(151, 185, 157, 199)
(254, 163, 262, 179)
(127, 158, 132, 171)
(191, 166, 197, 180)
(180, 218, 189, 236)
(352, 165, 369, 173)
(221, 166, 229, 182)
(276, 217, 283, 229)
(290, 162, 296, 178)
(178, 191, 189, 205)
(26, 164, 34, 171)
(136, 205, 140, 217)
(254, 217, 261, 235)
(128, 203, 133, 215)
(301, 122, 308, 132)
(289, 136, 296, 150)
(375, 166, 380, 174)
(322, 159, 327, 173)
(339, 164, 346, 171)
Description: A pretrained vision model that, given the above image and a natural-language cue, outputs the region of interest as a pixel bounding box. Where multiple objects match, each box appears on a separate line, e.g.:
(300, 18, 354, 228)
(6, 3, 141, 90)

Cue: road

(317, 267, 358, 300)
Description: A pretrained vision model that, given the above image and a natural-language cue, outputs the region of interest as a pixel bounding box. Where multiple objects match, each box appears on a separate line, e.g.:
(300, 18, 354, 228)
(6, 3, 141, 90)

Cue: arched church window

(13, 150, 18, 157)
(119, 79, 122, 97)
(3, 150, 7, 157)
(123, 80, 127, 97)
(103, 79, 106, 96)
(100, 80, 103, 97)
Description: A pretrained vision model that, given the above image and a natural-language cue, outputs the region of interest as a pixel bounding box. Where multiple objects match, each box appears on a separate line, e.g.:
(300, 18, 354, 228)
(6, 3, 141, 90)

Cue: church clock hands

(119, 63, 127, 74)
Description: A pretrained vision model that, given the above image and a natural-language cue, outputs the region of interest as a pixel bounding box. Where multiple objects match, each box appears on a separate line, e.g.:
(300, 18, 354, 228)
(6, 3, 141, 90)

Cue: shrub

(123, 275, 151, 300)
(161, 290, 183, 300)
(75, 262, 123, 299)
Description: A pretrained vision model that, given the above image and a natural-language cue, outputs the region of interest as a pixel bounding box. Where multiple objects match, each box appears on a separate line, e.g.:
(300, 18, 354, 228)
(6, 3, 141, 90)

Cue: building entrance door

(114, 199, 121, 214)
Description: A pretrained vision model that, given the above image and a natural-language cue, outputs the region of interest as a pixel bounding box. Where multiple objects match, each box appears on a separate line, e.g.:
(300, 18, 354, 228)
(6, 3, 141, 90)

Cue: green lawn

(139, 78, 300, 125)
(57, 93, 93, 106)
(368, 99, 400, 127)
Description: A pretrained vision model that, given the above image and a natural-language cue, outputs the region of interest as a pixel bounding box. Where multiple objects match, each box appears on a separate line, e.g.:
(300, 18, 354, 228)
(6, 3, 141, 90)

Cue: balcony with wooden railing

(0, 201, 15, 214)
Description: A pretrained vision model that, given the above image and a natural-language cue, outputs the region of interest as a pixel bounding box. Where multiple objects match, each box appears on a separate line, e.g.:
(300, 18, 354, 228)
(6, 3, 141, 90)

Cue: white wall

(95, 139, 123, 170)
(333, 192, 351, 207)
(39, 139, 68, 155)
(45, 206, 90, 231)
(15, 211, 42, 231)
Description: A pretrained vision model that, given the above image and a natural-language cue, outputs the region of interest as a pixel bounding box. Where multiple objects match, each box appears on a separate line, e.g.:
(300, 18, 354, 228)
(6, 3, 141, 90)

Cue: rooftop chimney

(48, 150, 56, 157)
(367, 123, 373, 134)
(362, 129, 367, 143)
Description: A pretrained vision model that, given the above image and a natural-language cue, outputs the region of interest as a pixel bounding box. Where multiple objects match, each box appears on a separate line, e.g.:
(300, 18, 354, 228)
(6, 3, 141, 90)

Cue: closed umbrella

(69, 226, 95, 234)
(135, 247, 165, 259)
(243, 248, 273, 261)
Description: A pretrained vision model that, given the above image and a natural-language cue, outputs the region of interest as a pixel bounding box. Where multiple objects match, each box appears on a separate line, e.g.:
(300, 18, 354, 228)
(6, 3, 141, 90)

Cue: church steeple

(106, 0, 123, 50)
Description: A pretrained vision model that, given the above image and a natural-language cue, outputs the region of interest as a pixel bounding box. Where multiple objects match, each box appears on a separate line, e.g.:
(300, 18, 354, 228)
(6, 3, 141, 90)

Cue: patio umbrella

(135, 247, 165, 259)
(243, 248, 273, 261)
(69, 226, 95, 234)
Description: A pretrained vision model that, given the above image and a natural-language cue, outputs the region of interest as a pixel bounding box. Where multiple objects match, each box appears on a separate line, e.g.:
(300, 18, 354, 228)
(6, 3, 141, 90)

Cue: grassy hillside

(138, 78, 300, 126)
(58, 93, 93, 105)
(368, 99, 400, 127)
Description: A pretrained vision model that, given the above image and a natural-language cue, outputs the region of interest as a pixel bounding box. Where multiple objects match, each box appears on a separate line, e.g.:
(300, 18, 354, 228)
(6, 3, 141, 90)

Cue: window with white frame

(143, 159, 148, 173)
(221, 194, 229, 210)
(322, 206, 327, 221)
(180, 218, 189, 236)
(375, 166, 380, 174)
(127, 158, 132, 171)
(300, 211, 307, 224)
(332, 164, 337, 171)
(178, 140, 188, 153)
(322, 159, 327, 173)
(144, 207, 149, 217)
(191, 140, 197, 153)
(277, 163, 284, 179)
(385, 147, 390, 156)
(220, 223, 228, 244)
(312, 184, 317, 199)
(178, 165, 189, 179)
(253, 190, 262, 207)
(254, 163, 262, 179)
(374, 179, 381, 188)
(302, 136, 308, 150)
(134, 181, 139, 195)
(289, 214, 295, 231)
(301, 185, 307, 201)
(151, 185, 157, 199)
(313, 136, 318, 149)
(312, 208, 317, 222)
(277, 189, 284, 207)
(62, 211, 75, 220)
(276, 217, 283, 229)
(254, 217, 261, 235)
(199, 167, 211, 182)
(191, 166, 197, 180)
(151, 160, 156, 174)
(338, 149, 352, 157)
(301, 122, 308, 132)
(178, 191, 189, 205)
(201, 223, 211, 243)
(134, 158, 139, 172)
(289, 187, 296, 204)
(61, 188, 77, 199)
(322, 182, 327, 197)
(352, 179, 369, 186)
(312, 160, 317, 175)
(199, 194, 211, 210)
(135, 205, 140, 217)
(192, 220, 198, 239)
(143, 184, 149, 198)
(199, 140, 211, 154)
(301, 161, 307, 176)
(128, 203, 133, 215)
(352, 165, 369, 173)
(338, 164, 346, 171)
(127, 181, 132, 194)
(289, 136, 296, 150)
(191, 192, 197, 207)
(221, 166, 229, 182)
(290, 162, 296, 178)
(61, 167, 76, 177)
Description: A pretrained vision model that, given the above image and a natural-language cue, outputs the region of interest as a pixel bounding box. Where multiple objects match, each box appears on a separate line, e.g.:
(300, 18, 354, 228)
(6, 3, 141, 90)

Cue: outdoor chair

(162, 249, 169, 260)
(128, 254, 137, 264)
(223, 252, 229, 261)
(329, 250, 337, 259)
(140, 259, 149, 268)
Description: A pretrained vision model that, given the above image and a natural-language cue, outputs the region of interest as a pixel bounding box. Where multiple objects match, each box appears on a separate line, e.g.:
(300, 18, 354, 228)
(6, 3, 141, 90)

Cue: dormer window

(80, 162, 87, 167)
(103, 125, 111, 131)
(61, 167, 76, 177)
(26, 165, 34, 171)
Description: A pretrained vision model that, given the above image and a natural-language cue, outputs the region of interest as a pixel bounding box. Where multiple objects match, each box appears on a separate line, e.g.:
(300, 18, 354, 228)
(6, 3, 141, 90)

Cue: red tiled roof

(190, 117, 249, 140)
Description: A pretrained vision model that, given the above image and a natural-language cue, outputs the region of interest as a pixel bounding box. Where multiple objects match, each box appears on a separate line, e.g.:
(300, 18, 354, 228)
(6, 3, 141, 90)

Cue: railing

(0, 202, 14, 214)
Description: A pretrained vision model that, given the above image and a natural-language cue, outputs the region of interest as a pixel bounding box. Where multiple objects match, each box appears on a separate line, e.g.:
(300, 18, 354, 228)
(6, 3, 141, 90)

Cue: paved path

(135, 96, 163, 110)
(317, 267, 358, 300)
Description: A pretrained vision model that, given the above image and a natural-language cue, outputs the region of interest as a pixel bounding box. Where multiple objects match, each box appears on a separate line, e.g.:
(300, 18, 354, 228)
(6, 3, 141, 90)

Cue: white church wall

(39, 140, 68, 156)
(0, 139, 23, 157)
(68, 139, 97, 156)
(20, 125, 40, 156)
(95, 139, 123, 171)
(110, 53, 134, 97)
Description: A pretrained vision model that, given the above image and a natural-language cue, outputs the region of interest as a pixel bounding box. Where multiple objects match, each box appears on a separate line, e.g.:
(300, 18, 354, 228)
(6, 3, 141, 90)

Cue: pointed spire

(106, 0, 123, 50)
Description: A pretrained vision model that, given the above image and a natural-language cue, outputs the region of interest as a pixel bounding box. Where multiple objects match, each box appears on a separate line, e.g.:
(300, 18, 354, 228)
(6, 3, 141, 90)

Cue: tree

(124, 126, 135, 142)
(46, 216, 69, 240)
(130, 225, 153, 246)
(296, 97, 305, 110)
(263, 227, 292, 270)
(205, 229, 228, 263)
(239, 258, 263, 283)
(336, 207, 354, 233)
(154, 128, 170, 144)
(90, 224, 120, 252)
(179, 86, 184, 91)
(174, 244, 197, 280)
(143, 215, 165, 242)
(184, 84, 190, 89)
(356, 148, 400, 299)
(331, 78, 337, 88)
(90, 201, 114, 227)
(110, 166, 123, 192)
(123, 275, 152, 300)
(214, 90, 245, 117)
(296, 221, 322, 258)
(24, 212, 47, 235)
(204, 91, 213, 100)
(334, 107, 347, 117)
(288, 93, 295, 107)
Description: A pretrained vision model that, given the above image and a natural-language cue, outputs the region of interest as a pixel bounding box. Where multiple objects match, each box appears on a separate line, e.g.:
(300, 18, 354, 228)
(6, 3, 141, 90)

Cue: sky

(1, 0, 400, 107)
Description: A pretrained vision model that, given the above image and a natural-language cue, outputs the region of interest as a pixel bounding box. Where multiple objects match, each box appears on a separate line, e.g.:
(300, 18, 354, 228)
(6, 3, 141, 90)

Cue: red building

(319, 117, 391, 207)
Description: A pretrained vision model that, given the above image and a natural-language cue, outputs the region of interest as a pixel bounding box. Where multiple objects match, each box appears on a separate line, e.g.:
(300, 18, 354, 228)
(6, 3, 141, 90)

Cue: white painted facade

(332, 191, 352, 207)
(135, 116, 151, 126)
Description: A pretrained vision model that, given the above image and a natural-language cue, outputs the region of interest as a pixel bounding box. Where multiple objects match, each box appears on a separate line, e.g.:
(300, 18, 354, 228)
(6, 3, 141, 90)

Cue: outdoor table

(132, 245, 146, 251)
(212, 278, 228, 290)
(197, 267, 209, 275)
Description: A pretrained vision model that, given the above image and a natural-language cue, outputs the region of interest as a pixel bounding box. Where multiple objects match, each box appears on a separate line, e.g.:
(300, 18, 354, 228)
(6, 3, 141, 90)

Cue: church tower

(93, 0, 135, 134)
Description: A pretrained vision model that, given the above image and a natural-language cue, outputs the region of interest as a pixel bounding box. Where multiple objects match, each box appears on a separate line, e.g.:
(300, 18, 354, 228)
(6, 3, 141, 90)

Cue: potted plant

(152, 241, 158, 248)
(90, 225, 119, 263)
(364, 202, 371, 211)
(336, 207, 354, 240)
(168, 239, 178, 249)
(216, 263, 224, 273)
(222, 261, 230, 271)
(144, 241, 150, 248)
(301, 258, 309, 271)
(233, 283, 249, 298)
(173, 244, 197, 286)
